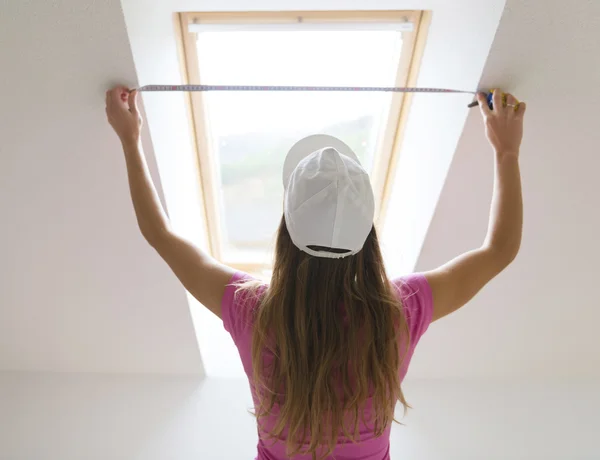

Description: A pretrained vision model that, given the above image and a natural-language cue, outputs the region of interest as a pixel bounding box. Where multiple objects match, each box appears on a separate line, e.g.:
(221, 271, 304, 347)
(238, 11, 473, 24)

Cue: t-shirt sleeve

(392, 273, 434, 347)
(221, 271, 261, 344)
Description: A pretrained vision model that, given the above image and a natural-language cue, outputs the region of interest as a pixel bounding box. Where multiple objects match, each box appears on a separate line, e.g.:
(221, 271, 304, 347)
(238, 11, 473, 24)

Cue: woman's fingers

(477, 92, 491, 117)
(105, 86, 129, 110)
(505, 93, 520, 113)
(492, 89, 504, 113)
(505, 93, 517, 105)
(128, 90, 139, 115)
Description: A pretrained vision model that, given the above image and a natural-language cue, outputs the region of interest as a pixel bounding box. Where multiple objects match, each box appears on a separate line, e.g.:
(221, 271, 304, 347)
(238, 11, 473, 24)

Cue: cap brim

(282, 134, 361, 189)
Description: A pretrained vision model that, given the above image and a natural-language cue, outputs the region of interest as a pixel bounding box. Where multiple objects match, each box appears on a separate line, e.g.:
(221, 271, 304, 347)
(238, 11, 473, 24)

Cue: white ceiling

(1, 0, 598, 380)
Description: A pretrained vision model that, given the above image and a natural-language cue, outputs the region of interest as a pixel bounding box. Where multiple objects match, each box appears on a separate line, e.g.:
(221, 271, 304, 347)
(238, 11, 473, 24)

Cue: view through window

(194, 29, 403, 265)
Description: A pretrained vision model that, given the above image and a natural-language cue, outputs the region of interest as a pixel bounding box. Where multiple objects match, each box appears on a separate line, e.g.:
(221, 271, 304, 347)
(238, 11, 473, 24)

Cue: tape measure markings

(137, 84, 477, 94)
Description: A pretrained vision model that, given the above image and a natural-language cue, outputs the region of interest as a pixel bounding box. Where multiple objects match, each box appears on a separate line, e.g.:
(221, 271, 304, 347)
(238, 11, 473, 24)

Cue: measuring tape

(137, 84, 477, 94)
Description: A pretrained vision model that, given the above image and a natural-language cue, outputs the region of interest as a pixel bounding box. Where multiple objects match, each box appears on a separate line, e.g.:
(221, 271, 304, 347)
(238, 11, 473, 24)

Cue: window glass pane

(195, 30, 403, 264)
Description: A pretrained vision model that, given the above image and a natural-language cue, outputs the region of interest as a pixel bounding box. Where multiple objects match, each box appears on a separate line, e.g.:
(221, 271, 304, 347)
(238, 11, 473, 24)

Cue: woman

(106, 87, 525, 459)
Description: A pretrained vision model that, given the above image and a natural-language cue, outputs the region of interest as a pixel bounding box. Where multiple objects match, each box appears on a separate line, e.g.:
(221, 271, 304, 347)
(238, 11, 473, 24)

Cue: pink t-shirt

(222, 272, 433, 460)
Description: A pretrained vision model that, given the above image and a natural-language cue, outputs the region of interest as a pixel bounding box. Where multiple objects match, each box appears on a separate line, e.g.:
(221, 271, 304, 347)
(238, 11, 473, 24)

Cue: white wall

(1, 372, 598, 460)
(0, 0, 202, 374)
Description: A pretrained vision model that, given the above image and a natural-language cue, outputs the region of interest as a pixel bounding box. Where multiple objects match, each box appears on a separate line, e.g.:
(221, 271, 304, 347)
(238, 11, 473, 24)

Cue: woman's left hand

(105, 86, 142, 144)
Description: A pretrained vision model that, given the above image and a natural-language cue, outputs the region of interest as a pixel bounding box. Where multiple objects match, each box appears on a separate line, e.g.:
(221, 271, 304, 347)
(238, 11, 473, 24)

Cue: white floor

(1, 373, 598, 460)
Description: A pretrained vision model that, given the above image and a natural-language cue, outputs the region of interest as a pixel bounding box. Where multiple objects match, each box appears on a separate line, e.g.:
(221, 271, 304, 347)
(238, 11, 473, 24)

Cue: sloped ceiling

(0, 0, 203, 374)
(410, 0, 600, 380)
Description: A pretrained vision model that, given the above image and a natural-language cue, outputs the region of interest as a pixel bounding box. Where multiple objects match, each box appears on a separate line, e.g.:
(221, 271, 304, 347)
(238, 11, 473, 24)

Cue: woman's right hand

(105, 86, 143, 145)
(477, 90, 526, 157)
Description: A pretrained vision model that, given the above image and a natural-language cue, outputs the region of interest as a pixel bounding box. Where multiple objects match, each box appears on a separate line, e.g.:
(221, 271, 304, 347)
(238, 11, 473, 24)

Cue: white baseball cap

(282, 134, 375, 259)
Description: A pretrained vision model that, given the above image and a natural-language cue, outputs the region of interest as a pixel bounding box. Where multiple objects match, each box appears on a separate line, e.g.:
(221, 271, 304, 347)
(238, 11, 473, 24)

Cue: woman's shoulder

(222, 271, 268, 341)
(390, 273, 434, 342)
(391, 273, 431, 301)
(231, 272, 269, 305)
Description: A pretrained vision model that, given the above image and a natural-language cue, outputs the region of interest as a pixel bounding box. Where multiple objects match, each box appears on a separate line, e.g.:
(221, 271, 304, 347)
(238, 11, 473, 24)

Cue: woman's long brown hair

(239, 217, 410, 459)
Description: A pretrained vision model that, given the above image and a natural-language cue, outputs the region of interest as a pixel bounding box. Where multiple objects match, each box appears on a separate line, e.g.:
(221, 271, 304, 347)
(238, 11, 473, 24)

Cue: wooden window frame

(176, 10, 430, 274)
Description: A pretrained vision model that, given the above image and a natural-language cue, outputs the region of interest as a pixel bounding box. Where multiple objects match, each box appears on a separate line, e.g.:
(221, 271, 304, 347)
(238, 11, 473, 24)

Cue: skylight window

(178, 11, 427, 274)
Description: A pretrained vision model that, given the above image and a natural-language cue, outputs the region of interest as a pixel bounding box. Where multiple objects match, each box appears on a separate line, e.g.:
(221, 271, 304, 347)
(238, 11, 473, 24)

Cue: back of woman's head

(249, 217, 410, 459)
